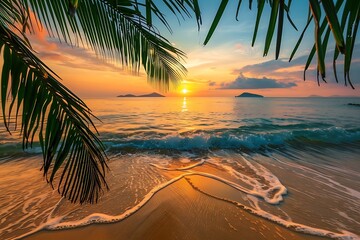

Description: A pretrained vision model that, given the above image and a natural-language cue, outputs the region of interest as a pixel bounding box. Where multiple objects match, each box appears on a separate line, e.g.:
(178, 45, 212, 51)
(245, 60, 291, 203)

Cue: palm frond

(0, 20, 108, 204)
(204, 0, 359, 87)
(204, 0, 229, 45)
(137, 0, 202, 31)
(26, 0, 187, 90)
(0, 0, 195, 204)
(0, 0, 30, 42)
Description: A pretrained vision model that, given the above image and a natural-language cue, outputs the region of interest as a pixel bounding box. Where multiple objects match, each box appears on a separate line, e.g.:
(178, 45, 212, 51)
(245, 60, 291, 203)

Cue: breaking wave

(106, 126, 360, 152)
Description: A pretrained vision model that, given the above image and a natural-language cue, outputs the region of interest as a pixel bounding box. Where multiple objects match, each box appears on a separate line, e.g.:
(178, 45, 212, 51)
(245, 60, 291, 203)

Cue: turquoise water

(93, 97, 360, 152)
(0, 97, 359, 239)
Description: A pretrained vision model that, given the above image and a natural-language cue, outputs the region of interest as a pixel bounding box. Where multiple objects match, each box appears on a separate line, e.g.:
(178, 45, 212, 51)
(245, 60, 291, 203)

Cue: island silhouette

(117, 92, 165, 97)
(235, 92, 264, 98)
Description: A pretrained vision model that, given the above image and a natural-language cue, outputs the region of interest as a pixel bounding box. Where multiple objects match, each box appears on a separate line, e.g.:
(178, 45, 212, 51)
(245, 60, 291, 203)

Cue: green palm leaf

(252, 0, 265, 47)
(138, 0, 202, 31)
(0, 22, 108, 203)
(204, 0, 229, 45)
(309, 0, 326, 81)
(1, 0, 359, 205)
(0, 0, 193, 204)
(204, 0, 358, 88)
(27, 0, 187, 89)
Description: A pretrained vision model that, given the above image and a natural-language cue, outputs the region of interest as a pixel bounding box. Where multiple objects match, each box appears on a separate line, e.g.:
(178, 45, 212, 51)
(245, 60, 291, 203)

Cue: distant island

(308, 95, 324, 98)
(348, 103, 360, 107)
(235, 92, 264, 98)
(117, 92, 165, 98)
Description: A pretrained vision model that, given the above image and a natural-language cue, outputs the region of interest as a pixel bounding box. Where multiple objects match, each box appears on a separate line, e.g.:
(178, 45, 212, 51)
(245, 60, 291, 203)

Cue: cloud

(208, 81, 216, 86)
(34, 38, 128, 73)
(24, 12, 128, 73)
(219, 73, 297, 89)
(233, 43, 360, 87)
(233, 56, 310, 78)
(26, 12, 58, 51)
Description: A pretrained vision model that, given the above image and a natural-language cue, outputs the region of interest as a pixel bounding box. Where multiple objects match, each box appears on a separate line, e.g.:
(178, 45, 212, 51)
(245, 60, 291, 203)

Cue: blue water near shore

(94, 97, 360, 152)
(0, 97, 359, 239)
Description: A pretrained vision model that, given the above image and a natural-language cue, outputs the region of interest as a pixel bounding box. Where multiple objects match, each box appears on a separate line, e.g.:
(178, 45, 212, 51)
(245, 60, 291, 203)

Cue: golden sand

(24, 178, 325, 240)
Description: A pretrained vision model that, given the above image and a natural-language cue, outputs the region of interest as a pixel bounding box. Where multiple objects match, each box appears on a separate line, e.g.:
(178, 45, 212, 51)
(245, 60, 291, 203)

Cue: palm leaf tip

(1, 0, 194, 204)
(0, 20, 109, 204)
(68, 0, 79, 17)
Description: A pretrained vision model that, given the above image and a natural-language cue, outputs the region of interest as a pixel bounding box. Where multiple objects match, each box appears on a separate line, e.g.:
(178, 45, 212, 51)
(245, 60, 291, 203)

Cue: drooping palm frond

(136, 0, 202, 31)
(203, 0, 298, 59)
(1, 0, 195, 204)
(203, 0, 359, 88)
(1, 0, 358, 205)
(0, 3, 108, 203)
(26, 0, 188, 90)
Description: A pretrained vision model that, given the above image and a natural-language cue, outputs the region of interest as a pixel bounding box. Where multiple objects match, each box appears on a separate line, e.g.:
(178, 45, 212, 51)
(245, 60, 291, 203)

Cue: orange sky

(12, 5, 360, 98)
(28, 33, 360, 98)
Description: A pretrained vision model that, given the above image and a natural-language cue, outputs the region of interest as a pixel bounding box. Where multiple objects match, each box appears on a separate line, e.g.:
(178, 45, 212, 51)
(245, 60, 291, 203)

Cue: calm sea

(1, 97, 360, 239)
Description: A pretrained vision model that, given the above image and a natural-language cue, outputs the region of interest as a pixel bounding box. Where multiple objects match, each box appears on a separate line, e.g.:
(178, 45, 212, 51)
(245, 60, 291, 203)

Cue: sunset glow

(1, 2, 360, 240)
(25, 1, 359, 98)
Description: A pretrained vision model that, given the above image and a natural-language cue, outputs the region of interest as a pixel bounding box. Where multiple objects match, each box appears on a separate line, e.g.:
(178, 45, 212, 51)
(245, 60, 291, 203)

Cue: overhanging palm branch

(134, 0, 202, 31)
(1, 0, 358, 205)
(0, 23, 108, 203)
(26, 0, 189, 90)
(1, 0, 193, 204)
(201, 0, 359, 88)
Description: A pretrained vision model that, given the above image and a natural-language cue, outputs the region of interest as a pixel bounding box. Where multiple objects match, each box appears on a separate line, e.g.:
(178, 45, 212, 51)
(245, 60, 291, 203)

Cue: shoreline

(24, 178, 328, 240)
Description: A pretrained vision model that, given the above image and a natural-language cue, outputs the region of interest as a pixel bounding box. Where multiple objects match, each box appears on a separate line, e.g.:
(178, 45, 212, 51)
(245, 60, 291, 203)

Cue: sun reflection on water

(182, 97, 187, 112)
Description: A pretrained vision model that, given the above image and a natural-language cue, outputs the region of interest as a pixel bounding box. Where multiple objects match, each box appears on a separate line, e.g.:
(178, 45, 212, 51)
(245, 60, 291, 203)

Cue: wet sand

(24, 178, 326, 240)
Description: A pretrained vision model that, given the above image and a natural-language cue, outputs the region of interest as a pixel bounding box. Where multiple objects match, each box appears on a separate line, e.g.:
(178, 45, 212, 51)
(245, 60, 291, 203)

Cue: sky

(13, 1, 360, 98)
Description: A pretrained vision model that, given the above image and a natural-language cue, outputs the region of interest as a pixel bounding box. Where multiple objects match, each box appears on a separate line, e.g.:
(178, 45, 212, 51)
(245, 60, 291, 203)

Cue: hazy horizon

(1, 1, 357, 98)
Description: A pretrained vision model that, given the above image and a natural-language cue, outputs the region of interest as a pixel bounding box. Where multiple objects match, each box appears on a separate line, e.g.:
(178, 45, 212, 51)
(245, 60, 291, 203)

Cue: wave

(106, 127, 360, 152)
(15, 171, 358, 240)
(5, 146, 359, 240)
(1, 127, 359, 156)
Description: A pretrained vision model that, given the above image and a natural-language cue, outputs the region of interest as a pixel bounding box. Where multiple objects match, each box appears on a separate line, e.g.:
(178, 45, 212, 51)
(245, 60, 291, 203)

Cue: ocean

(0, 97, 359, 239)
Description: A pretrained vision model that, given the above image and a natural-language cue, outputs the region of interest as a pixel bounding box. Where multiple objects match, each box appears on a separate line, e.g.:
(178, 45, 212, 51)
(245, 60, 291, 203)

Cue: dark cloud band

(219, 73, 297, 89)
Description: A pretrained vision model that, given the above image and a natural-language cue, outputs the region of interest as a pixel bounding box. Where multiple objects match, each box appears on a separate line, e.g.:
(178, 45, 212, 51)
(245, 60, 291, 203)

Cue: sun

(181, 88, 188, 95)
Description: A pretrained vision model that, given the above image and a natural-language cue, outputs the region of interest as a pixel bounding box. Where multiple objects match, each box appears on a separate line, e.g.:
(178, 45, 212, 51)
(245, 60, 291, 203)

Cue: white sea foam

(206, 153, 287, 204)
(8, 156, 360, 240)
(150, 153, 287, 204)
(15, 168, 287, 238)
(186, 179, 359, 240)
(105, 126, 360, 152)
(3, 97, 360, 240)
(271, 155, 360, 201)
(245, 195, 359, 240)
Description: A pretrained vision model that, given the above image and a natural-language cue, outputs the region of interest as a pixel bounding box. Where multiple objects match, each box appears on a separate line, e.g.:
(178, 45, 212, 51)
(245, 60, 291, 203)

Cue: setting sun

(181, 88, 188, 95)
(1, 1, 359, 240)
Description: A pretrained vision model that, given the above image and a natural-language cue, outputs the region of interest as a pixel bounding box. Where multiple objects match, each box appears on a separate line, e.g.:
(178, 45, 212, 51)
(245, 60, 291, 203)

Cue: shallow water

(0, 97, 359, 239)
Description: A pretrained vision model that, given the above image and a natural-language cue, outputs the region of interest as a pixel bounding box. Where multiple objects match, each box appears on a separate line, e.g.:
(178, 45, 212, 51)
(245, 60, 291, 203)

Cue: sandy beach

(1, 98, 359, 240)
(2, 0, 360, 239)
(24, 177, 326, 240)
